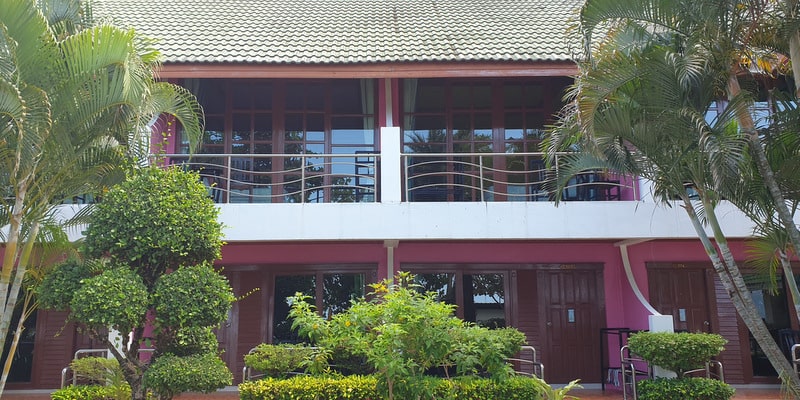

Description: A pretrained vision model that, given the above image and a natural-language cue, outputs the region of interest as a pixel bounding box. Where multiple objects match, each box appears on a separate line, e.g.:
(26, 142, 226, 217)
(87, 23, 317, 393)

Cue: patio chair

(506, 345, 544, 380)
(620, 345, 651, 400)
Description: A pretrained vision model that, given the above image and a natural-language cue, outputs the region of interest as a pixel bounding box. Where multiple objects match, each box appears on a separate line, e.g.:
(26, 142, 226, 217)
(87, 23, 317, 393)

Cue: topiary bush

(39, 166, 232, 400)
(69, 266, 149, 335)
(83, 166, 223, 287)
(627, 332, 727, 376)
(143, 352, 233, 399)
(35, 257, 92, 311)
(637, 377, 735, 400)
(153, 263, 235, 328)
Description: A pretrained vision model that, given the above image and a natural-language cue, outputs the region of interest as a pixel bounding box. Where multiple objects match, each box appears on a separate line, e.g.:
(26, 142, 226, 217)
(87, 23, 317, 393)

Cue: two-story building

(8, 0, 797, 390)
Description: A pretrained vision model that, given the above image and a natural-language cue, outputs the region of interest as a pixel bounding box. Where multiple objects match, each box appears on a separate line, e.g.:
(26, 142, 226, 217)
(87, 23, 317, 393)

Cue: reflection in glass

(415, 273, 456, 305)
(323, 273, 365, 318)
(273, 275, 315, 343)
(466, 273, 505, 328)
(746, 274, 790, 376)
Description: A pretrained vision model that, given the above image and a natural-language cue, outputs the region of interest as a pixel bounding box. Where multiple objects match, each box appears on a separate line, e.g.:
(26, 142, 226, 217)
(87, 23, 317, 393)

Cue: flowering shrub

(288, 272, 526, 400)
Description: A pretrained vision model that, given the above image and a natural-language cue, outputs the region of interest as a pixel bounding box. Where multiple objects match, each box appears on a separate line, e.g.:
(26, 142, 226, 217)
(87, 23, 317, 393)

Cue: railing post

(479, 156, 485, 202)
(381, 127, 402, 203)
(225, 155, 232, 203)
(301, 155, 306, 203)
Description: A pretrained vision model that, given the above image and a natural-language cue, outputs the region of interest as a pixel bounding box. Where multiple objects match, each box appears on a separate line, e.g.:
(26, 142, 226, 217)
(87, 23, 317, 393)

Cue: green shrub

(69, 357, 124, 386)
(288, 272, 529, 399)
(157, 326, 220, 357)
(244, 344, 316, 378)
(627, 332, 726, 375)
(153, 263, 235, 328)
(143, 353, 232, 398)
(450, 326, 526, 378)
(51, 384, 131, 400)
(83, 166, 223, 285)
(238, 375, 545, 400)
(36, 258, 92, 311)
(70, 266, 149, 334)
(637, 377, 735, 400)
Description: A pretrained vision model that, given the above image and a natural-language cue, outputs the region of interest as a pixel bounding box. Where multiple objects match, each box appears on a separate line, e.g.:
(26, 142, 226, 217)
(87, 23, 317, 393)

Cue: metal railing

(507, 345, 544, 380)
(402, 152, 634, 202)
(60, 348, 154, 388)
(159, 152, 634, 204)
(160, 153, 378, 204)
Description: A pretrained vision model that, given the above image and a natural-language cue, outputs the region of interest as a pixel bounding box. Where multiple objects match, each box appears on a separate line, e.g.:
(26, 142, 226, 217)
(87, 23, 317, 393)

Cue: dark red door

(538, 267, 604, 383)
(648, 266, 712, 333)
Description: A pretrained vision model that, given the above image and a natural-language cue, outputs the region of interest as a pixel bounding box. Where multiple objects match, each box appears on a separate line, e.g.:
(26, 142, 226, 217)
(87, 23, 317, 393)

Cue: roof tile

(93, 0, 582, 64)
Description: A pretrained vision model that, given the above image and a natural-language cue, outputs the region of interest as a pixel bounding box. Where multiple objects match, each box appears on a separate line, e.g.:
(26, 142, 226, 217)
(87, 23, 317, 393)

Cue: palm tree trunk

(0, 293, 31, 394)
(0, 222, 38, 395)
(691, 197, 800, 394)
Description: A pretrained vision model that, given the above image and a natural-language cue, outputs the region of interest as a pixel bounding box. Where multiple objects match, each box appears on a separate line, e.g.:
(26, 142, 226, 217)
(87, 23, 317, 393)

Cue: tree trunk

(687, 198, 800, 395)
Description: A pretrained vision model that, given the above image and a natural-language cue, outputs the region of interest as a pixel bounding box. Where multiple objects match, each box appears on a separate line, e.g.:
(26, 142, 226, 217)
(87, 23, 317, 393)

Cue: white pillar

(648, 314, 677, 378)
(380, 127, 402, 203)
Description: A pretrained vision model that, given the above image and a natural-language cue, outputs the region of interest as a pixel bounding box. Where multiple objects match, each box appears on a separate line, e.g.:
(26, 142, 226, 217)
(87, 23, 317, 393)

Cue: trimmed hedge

(239, 375, 545, 400)
(627, 332, 726, 375)
(637, 377, 735, 400)
(51, 384, 131, 400)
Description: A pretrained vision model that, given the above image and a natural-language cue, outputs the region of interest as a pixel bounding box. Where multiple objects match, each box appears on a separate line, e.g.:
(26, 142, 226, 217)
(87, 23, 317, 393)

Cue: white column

(380, 126, 402, 203)
(648, 314, 677, 378)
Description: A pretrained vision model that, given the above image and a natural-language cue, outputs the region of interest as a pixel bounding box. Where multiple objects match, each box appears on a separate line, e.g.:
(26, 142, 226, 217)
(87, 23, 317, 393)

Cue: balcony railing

(402, 152, 635, 202)
(162, 153, 378, 203)
(160, 151, 636, 204)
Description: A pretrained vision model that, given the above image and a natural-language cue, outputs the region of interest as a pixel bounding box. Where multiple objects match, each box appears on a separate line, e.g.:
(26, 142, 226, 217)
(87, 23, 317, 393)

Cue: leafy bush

(35, 257, 92, 311)
(70, 266, 149, 334)
(157, 326, 220, 357)
(238, 375, 546, 400)
(70, 357, 124, 386)
(450, 326, 526, 378)
(627, 332, 726, 375)
(83, 166, 223, 286)
(288, 272, 528, 399)
(637, 377, 735, 400)
(143, 353, 232, 399)
(153, 263, 235, 327)
(51, 384, 131, 400)
(244, 344, 316, 378)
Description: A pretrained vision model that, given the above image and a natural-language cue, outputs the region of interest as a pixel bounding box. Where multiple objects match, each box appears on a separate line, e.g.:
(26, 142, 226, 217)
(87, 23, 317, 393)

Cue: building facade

(6, 0, 799, 390)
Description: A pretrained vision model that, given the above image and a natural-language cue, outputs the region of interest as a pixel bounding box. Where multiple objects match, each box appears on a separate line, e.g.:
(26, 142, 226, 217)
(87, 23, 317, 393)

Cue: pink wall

(216, 237, 751, 371)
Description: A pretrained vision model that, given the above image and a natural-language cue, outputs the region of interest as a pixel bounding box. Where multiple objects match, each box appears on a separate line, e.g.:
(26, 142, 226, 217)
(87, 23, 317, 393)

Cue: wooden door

(647, 266, 712, 333)
(538, 267, 604, 383)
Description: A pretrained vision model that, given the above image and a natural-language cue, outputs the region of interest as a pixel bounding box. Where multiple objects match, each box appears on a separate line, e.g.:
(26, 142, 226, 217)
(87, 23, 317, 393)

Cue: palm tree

(0, 0, 203, 393)
(546, 24, 800, 392)
(572, 0, 800, 392)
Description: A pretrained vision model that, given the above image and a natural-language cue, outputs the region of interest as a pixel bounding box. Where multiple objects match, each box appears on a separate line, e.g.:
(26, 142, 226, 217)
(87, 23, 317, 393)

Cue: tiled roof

(92, 0, 582, 64)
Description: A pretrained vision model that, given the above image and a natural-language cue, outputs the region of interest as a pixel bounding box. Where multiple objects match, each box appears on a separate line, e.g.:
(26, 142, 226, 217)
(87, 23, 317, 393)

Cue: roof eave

(156, 60, 579, 79)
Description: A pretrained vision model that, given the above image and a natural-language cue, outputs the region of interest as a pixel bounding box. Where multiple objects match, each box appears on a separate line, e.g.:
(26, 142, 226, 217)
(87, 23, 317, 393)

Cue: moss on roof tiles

(93, 0, 582, 64)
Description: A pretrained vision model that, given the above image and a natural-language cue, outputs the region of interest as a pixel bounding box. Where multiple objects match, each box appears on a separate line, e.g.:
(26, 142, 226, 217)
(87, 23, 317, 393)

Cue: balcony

(163, 151, 636, 204)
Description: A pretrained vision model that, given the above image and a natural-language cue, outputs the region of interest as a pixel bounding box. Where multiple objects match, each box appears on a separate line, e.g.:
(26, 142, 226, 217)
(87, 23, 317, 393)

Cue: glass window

(273, 272, 368, 343)
(412, 270, 507, 327)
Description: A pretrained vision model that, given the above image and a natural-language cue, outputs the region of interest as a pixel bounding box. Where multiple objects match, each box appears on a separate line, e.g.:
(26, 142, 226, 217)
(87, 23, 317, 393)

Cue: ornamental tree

(38, 166, 233, 400)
